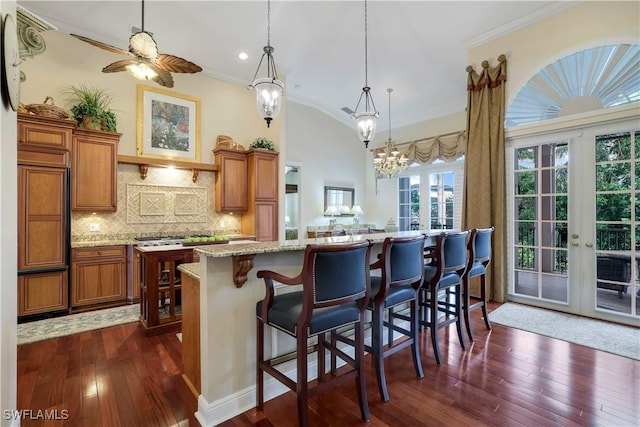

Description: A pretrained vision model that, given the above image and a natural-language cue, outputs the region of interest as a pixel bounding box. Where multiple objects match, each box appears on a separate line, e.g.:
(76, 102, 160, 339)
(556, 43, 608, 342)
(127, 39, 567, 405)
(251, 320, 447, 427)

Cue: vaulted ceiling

(18, 1, 579, 131)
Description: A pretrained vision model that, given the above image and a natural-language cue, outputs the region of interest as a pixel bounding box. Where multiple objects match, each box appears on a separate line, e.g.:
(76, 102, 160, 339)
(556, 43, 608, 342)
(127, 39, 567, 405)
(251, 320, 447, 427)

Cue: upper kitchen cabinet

(242, 149, 278, 241)
(214, 147, 248, 213)
(71, 128, 121, 211)
(17, 113, 75, 167)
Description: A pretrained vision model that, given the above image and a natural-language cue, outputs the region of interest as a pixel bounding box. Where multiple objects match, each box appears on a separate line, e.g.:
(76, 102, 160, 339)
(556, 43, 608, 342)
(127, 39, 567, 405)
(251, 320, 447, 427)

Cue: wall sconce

(351, 205, 364, 225)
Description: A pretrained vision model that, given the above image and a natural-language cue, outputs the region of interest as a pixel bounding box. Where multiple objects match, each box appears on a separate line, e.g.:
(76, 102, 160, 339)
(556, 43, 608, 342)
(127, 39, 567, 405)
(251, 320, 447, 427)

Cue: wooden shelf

(117, 154, 218, 182)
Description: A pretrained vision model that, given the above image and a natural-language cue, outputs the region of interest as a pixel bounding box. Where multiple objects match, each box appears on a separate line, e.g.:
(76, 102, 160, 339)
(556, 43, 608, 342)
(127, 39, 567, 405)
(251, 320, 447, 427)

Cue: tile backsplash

(71, 164, 241, 242)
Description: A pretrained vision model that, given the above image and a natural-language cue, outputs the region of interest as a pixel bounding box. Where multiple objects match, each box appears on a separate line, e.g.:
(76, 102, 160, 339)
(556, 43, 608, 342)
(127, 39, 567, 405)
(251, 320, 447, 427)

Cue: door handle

(585, 242, 594, 248)
(571, 233, 579, 239)
(571, 241, 579, 247)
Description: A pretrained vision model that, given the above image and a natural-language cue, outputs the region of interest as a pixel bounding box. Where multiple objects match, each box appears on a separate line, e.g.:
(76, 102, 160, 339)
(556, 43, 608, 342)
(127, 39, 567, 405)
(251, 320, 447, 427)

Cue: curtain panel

(462, 54, 508, 303)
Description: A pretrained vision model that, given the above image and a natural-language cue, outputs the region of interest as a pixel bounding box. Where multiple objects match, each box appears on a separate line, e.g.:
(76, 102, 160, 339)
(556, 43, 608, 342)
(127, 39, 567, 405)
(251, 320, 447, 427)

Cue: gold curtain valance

(466, 54, 507, 91)
(372, 130, 467, 166)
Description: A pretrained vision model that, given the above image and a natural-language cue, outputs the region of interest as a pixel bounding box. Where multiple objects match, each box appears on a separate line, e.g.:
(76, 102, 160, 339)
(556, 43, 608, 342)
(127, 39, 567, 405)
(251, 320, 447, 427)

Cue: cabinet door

(254, 152, 278, 201)
(72, 259, 127, 307)
(214, 149, 247, 212)
(255, 202, 277, 241)
(18, 114, 73, 152)
(18, 165, 67, 271)
(132, 250, 141, 301)
(72, 129, 120, 211)
(18, 270, 68, 316)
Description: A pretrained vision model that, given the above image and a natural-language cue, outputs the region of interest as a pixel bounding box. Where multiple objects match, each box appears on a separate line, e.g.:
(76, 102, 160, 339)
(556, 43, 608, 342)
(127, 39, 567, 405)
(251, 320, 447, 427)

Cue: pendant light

(351, 0, 379, 148)
(249, 0, 284, 128)
(373, 88, 408, 178)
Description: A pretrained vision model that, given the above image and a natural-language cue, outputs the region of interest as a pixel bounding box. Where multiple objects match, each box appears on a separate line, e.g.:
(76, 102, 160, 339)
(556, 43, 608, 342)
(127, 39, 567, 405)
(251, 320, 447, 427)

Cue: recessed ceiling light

(238, 52, 249, 61)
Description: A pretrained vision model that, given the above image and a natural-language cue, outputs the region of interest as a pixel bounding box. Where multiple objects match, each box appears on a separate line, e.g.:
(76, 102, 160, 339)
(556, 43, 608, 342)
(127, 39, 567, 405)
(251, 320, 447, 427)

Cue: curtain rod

(369, 129, 465, 151)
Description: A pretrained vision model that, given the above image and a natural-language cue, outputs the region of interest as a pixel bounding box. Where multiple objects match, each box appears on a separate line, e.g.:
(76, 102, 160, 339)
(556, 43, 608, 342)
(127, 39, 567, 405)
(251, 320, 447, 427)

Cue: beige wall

(20, 30, 281, 161)
(468, 1, 640, 112)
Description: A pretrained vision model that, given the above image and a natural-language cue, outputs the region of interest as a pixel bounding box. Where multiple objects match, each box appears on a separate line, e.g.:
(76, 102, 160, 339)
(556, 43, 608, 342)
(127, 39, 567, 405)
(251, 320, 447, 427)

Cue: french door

(508, 117, 640, 326)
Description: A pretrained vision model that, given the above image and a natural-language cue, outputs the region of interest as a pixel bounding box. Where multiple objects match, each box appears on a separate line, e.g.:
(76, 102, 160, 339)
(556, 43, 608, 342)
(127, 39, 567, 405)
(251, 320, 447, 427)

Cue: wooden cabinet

(18, 165, 68, 271)
(18, 270, 68, 316)
(17, 115, 72, 318)
(17, 113, 74, 167)
(242, 149, 278, 241)
(131, 248, 141, 301)
(136, 247, 195, 336)
(214, 148, 248, 213)
(71, 246, 127, 308)
(71, 128, 121, 211)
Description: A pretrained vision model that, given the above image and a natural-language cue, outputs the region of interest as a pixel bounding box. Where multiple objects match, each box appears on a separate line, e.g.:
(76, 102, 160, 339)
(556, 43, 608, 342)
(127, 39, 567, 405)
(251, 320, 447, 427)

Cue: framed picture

(137, 85, 201, 162)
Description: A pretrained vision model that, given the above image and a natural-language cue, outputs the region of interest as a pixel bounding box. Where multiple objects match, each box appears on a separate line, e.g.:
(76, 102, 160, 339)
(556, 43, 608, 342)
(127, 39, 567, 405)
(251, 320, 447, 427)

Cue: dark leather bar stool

(255, 240, 374, 427)
(419, 230, 469, 364)
(332, 234, 426, 402)
(462, 226, 494, 340)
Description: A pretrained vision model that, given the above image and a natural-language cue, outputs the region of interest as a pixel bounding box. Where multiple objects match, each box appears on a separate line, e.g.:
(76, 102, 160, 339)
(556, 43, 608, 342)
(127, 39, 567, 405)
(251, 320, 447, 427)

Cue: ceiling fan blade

(148, 65, 175, 88)
(156, 54, 203, 74)
(71, 34, 133, 57)
(129, 31, 159, 60)
(102, 59, 137, 73)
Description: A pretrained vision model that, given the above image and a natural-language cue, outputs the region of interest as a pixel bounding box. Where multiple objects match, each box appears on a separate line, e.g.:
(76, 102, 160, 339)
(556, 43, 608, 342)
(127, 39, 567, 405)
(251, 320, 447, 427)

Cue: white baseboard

(195, 317, 411, 426)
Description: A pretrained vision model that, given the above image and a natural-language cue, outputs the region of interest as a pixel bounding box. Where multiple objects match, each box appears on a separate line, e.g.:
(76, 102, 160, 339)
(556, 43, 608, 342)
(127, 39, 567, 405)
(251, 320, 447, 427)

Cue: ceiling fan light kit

(72, 0, 202, 88)
(249, 0, 284, 128)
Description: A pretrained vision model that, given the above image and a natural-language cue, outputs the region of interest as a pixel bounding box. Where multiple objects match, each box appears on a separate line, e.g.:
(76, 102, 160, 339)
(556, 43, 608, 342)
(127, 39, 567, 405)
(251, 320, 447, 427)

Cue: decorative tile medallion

(140, 192, 166, 215)
(174, 193, 197, 215)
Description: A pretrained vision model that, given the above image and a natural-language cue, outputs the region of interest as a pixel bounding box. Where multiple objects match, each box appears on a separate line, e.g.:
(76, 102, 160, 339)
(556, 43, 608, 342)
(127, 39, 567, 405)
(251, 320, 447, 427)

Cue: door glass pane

(513, 141, 568, 303)
(594, 130, 638, 316)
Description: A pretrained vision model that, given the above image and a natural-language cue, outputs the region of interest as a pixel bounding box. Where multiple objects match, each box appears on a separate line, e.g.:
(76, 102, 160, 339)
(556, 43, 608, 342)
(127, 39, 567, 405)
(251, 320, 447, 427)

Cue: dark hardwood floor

(17, 302, 640, 426)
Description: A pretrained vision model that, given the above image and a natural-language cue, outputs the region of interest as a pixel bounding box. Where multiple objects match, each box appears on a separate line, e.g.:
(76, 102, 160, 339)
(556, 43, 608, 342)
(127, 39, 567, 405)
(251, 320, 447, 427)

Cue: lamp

(373, 88, 408, 178)
(351, 204, 364, 225)
(249, 0, 284, 128)
(324, 205, 339, 226)
(350, 0, 379, 148)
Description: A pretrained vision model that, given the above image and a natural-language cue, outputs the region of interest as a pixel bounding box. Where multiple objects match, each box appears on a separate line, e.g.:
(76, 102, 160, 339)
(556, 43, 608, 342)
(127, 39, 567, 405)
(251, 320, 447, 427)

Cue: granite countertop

(195, 230, 443, 258)
(177, 262, 200, 280)
(71, 239, 136, 248)
(71, 234, 256, 249)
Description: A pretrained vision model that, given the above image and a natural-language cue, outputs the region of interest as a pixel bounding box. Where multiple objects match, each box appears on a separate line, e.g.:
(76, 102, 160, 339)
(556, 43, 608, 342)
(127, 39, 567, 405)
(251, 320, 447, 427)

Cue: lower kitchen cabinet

(18, 270, 68, 316)
(71, 246, 127, 309)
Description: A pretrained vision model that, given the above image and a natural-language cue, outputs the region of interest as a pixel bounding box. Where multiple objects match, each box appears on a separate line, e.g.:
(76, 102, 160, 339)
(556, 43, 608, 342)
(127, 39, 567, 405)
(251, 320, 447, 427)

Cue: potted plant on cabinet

(249, 137, 276, 151)
(63, 84, 118, 132)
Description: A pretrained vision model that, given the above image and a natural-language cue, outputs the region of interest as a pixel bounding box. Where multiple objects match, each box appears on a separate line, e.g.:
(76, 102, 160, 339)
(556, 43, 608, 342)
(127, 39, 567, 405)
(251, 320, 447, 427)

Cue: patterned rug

(489, 303, 640, 360)
(17, 304, 140, 345)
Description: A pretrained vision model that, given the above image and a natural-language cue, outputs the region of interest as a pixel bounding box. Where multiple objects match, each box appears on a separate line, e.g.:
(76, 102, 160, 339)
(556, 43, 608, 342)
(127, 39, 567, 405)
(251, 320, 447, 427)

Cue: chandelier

(249, 0, 284, 128)
(350, 0, 379, 148)
(373, 88, 408, 178)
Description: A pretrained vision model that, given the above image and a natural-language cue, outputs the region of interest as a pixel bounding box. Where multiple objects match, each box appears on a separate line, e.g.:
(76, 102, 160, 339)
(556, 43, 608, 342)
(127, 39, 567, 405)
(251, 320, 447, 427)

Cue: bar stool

(255, 240, 374, 426)
(419, 230, 469, 364)
(332, 234, 426, 402)
(462, 226, 494, 340)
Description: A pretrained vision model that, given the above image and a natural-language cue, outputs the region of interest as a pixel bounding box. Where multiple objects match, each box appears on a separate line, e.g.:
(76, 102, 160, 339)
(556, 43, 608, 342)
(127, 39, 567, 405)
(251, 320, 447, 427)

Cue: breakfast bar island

(186, 230, 441, 426)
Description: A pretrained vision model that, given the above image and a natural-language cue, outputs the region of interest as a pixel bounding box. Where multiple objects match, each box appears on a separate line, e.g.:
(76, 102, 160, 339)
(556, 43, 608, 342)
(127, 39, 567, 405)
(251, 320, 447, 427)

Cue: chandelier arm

(269, 54, 280, 81)
(352, 91, 366, 115)
(250, 51, 268, 85)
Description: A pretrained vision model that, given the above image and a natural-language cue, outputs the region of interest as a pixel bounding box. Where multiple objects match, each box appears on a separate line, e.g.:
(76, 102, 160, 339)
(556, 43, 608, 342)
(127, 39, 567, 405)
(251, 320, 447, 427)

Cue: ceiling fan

(72, 0, 202, 88)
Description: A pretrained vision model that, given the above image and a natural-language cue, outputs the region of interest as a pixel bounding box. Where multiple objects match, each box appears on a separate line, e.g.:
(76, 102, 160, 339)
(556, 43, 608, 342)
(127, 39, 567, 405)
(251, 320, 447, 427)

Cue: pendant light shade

(249, 1, 284, 128)
(351, 0, 379, 148)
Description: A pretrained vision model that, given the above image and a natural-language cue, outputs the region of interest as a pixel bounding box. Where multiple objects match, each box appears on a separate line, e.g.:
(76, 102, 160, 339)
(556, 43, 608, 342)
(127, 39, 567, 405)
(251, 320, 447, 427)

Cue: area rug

(489, 303, 640, 360)
(17, 304, 140, 346)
